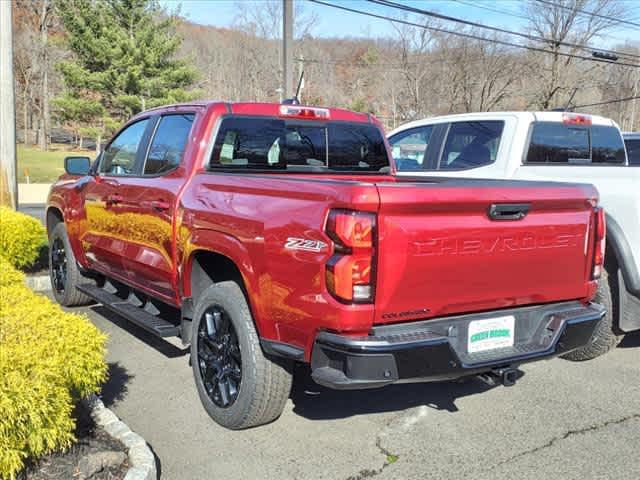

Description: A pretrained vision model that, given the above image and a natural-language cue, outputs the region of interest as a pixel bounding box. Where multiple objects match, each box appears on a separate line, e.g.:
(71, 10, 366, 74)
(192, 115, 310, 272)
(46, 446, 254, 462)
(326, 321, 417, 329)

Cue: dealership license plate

(467, 316, 515, 354)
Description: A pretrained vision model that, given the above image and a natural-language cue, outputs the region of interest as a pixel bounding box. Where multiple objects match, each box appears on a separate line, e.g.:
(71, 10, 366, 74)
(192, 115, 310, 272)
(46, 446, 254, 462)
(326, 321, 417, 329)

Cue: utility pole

(630, 69, 639, 132)
(1, 0, 17, 209)
(282, 0, 294, 100)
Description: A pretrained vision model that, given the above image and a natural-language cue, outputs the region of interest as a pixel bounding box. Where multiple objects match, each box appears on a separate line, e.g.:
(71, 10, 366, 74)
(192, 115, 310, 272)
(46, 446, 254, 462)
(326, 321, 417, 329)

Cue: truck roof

(388, 111, 617, 137)
(136, 101, 374, 124)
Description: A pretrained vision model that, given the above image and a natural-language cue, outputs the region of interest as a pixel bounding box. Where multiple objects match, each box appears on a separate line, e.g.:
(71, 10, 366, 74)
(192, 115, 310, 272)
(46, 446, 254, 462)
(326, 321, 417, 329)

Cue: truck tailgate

(374, 178, 597, 324)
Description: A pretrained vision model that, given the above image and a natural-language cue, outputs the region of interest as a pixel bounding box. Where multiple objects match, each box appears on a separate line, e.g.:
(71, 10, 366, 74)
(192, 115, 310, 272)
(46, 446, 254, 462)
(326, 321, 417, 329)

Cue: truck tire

(561, 270, 621, 361)
(191, 281, 293, 429)
(49, 222, 93, 307)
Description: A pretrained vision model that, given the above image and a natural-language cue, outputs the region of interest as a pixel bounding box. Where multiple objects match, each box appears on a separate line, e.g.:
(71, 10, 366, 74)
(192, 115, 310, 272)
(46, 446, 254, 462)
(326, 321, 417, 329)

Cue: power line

(534, 0, 640, 30)
(451, 0, 632, 44)
(368, 0, 640, 61)
(308, 0, 640, 68)
(450, 0, 529, 21)
(572, 95, 640, 109)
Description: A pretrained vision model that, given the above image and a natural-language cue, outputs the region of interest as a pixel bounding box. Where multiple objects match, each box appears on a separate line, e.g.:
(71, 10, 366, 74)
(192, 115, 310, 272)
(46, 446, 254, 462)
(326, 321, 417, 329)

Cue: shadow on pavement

(290, 365, 509, 420)
(101, 362, 133, 408)
(618, 331, 640, 349)
(91, 305, 189, 359)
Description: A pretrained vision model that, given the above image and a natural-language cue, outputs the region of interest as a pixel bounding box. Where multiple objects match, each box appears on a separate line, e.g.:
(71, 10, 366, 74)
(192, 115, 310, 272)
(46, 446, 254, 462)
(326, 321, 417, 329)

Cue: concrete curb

(84, 394, 157, 480)
(25, 274, 51, 292)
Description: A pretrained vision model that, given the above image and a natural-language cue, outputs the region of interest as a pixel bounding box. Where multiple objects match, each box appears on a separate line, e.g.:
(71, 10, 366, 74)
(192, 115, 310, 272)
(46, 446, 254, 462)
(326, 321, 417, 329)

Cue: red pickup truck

(48, 102, 606, 429)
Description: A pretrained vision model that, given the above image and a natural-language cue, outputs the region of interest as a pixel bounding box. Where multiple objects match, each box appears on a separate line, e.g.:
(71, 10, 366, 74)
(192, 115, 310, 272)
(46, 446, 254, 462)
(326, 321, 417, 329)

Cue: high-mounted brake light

(325, 210, 376, 303)
(562, 113, 592, 126)
(592, 207, 606, 280)
(279, 105, 330, 119)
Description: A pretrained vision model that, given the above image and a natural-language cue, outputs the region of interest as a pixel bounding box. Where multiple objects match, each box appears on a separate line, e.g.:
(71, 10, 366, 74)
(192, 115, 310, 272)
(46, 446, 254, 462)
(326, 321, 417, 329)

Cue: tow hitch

(477, 367, 521, 387)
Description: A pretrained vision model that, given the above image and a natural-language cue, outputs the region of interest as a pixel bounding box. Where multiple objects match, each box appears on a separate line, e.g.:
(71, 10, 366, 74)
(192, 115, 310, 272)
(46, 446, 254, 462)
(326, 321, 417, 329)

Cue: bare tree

(524, 0, 628, 110)
(388, 17, 437, 120)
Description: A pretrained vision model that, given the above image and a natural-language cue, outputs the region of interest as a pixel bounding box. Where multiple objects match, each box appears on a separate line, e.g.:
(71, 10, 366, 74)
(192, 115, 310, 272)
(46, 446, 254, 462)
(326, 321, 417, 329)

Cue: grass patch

(17, 144, 94, 183)
(386, 454, 399, 464)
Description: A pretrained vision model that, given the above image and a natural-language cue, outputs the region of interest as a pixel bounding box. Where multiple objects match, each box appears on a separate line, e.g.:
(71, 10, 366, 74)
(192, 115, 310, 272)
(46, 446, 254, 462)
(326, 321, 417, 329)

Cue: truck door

(81, 117, 153, 280)
(115, 113, 196, 304)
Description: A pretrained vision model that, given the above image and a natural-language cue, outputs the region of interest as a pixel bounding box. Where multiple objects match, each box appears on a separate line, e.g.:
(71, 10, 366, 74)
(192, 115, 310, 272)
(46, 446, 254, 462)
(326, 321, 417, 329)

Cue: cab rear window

(210, 117, 390, 172)
(525, 123, 625, 165)
(624, 139, 640, 166)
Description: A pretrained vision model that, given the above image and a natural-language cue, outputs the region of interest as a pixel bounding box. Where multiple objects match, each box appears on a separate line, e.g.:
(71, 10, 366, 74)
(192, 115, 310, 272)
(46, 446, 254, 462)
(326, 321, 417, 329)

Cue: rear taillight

(592, 207, 606, 279)
(325, 210, 376, 303)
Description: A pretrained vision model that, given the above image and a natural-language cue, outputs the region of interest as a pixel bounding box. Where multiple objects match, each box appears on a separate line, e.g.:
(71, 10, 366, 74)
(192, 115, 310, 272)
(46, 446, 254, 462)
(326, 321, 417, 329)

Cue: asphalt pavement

(71, 304, 639, 480)
(26, 204, 640, 480)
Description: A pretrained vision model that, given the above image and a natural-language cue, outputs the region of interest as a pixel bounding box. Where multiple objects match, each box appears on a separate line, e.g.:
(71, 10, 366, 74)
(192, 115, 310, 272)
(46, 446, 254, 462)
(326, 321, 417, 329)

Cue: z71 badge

(284, 237, 328, 253)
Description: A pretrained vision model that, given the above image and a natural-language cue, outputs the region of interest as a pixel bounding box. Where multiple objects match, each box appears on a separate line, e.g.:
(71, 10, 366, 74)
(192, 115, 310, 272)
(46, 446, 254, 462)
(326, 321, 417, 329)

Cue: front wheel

(562, 270, 621, 361)
(49, 222, 93, 307)
(191, 281, 293, 429)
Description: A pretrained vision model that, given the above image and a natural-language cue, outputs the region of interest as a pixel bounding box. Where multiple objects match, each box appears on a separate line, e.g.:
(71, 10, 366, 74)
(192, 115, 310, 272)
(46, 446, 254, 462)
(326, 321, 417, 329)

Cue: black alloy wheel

(50, 237, 67, 293)
(197, 306, 242, 408)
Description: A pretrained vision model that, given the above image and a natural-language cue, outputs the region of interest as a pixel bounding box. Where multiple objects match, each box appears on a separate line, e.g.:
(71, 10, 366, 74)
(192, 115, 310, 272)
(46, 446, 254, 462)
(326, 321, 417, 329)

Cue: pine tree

(54, 0, 198, 149)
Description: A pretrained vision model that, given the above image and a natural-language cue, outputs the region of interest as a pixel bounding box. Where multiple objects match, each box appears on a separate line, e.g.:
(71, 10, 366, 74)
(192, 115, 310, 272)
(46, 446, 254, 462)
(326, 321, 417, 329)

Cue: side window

(625, 139, 640, 166)
(100, 119, 149, 175)
(591, 125, 625, 164)
(144, 114, 195, 175)
(525, 123, 590, 164)
(389, 126, 433, 171)
(438, 121, 504, 170)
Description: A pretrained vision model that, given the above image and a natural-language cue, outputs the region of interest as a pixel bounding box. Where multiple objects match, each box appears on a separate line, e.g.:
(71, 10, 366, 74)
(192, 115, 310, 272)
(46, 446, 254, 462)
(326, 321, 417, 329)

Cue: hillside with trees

(12, 0, 640, 150)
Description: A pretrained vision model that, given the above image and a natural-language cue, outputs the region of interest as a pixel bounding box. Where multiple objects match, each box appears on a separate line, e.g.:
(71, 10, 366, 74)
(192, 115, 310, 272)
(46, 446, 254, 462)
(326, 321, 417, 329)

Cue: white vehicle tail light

(592, 207, 606, 279)
(562, 113, 592, 126)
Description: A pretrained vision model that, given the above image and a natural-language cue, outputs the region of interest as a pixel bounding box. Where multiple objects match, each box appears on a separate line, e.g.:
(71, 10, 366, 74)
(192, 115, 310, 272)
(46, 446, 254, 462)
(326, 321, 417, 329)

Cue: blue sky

(160, 0, 640, 46)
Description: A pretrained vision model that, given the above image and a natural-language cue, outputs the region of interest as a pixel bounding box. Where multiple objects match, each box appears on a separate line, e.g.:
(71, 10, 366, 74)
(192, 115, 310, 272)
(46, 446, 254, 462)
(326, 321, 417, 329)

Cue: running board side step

(77, 284, 180, 338)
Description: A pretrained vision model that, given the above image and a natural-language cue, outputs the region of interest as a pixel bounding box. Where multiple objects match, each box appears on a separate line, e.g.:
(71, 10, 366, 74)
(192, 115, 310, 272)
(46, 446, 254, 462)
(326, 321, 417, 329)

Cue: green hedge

(0, 256, 108, 479)
(0, 207, 47, 270)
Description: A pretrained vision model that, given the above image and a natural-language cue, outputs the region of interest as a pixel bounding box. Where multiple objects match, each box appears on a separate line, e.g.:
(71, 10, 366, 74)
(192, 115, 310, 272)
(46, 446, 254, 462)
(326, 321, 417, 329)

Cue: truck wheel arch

(182, 245, 272, 344)
(46, 206, 64, 237)
(605, 213, 640, 297)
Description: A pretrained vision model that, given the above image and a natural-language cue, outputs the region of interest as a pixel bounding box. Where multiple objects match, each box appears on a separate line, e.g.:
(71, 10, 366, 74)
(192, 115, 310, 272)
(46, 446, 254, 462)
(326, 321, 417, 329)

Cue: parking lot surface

(79, 304, 639, 480)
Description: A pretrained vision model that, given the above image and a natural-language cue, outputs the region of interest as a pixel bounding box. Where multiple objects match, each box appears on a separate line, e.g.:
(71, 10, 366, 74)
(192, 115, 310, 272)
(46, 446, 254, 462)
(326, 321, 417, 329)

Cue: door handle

(150, 200, 171, 211)
(487, 203, 530, 221)
(106, 194, 123, 205)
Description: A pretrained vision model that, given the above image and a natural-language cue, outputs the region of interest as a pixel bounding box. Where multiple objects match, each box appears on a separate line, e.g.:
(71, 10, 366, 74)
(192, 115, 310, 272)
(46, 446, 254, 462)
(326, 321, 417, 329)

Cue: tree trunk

(39, 0, 50, 151)
(23, 93, 29, 146)
(96, 132, 102, 154)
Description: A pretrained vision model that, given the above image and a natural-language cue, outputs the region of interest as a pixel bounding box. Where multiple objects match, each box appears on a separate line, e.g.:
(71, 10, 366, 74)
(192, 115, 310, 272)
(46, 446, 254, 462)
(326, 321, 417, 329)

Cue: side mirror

(64, 156, 91, 176)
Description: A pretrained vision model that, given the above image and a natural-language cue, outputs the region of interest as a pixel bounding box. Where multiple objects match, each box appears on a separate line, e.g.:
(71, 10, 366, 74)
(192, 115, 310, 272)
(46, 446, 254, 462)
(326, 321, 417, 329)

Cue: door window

(389, 126, 433, 171)
(144, 114, 195, 175)
(100, 119, 150, 175)
(439, 121, 504, 170)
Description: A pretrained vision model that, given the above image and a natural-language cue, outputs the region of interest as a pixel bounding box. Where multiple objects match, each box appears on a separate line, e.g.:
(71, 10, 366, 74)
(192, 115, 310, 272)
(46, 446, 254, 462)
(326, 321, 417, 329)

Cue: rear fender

(606, 214, 640, 297)
(181, 228, 273, 338)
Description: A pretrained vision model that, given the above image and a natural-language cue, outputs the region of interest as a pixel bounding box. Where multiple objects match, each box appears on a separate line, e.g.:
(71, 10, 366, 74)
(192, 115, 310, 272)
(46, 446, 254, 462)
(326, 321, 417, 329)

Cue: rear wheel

(562, 270, 621, 361)
(49, 222, 93, 306)
(191, 281, 292, 429)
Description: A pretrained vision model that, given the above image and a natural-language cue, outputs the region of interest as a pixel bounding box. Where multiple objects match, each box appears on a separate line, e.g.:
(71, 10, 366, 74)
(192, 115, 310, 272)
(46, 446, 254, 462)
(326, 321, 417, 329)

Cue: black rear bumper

(310, 301, 605, 390)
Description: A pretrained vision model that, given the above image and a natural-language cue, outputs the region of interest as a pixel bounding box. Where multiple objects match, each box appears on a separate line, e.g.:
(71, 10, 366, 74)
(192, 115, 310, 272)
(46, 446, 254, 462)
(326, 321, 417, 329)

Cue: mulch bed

(20, 402, 129, 480)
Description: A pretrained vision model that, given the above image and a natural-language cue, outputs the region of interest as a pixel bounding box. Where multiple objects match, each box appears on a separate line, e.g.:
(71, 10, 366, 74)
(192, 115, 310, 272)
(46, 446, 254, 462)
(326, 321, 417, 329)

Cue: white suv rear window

(526, 123, 625, 165)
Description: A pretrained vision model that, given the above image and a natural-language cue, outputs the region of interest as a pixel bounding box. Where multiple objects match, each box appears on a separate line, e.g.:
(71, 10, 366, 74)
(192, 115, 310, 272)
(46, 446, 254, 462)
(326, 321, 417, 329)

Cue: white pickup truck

(388, 111, 640, 360)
